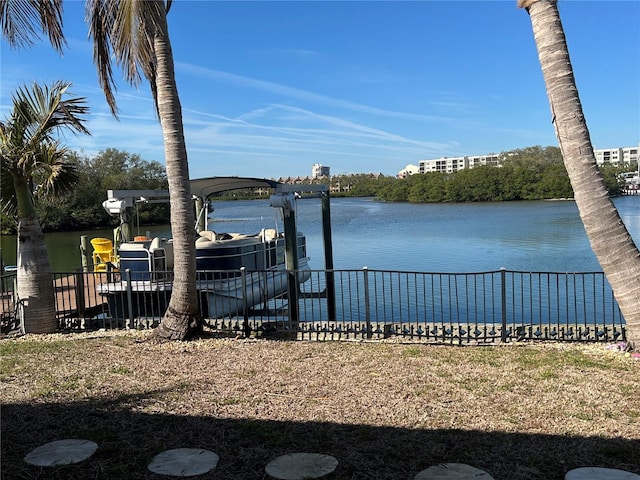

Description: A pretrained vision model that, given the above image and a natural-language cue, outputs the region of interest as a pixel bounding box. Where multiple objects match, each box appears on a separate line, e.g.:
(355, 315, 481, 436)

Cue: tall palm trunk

(13, 176, 56, 333)
(150, 12, 199, 340)
(521, 0, 640, 349)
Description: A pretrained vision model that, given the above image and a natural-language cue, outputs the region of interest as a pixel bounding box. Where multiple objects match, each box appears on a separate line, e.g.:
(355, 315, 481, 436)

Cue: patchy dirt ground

(1, 331, 639, 479)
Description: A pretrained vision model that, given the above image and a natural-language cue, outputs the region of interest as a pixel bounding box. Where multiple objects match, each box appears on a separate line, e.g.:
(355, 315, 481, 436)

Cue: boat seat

(150, 236, 161, 251)
(149, 237, 174, 271)
(197, 231, 217, 242)
(260, 228, 278, 241)
(119, 242, 147, 251)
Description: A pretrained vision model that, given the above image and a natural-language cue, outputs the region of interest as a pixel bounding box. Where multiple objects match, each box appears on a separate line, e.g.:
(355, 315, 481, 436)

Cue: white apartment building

(594, 146, 639, 166)
(397, 164, 420, 178)
(418, 154, 500, 174)
(401, 146, 637, 178)
(312, 163, 330, 178)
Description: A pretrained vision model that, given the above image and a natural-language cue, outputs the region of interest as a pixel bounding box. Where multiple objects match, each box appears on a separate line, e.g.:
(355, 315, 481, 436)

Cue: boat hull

(96, 230, 311, 322)
(202, 261, 311, 322)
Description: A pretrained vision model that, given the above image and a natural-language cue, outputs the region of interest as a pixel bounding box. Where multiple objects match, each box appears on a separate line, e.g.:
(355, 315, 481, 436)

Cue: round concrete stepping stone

(147, 448, 219, 477)
(24, 439, 98, 467)
(265, 453, 339, 480)
(415, 463, 494, 479)
(565, 467, 640, 479)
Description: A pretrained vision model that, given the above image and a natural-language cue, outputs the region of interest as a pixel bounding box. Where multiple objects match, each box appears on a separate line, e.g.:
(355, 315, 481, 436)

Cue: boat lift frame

(93, 177, 337, 324)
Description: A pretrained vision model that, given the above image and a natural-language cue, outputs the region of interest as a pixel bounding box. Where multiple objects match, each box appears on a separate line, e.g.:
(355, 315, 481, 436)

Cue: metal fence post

(363, 267, 371, 338)
(240, 267, 249, 334)
(500, 268, 507, 343)
(74, 268, 86, 318)
(125, 269, 134, 329)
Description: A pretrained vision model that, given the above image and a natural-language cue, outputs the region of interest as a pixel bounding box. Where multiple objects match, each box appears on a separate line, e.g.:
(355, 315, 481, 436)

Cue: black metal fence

(0, 268, 627, 344)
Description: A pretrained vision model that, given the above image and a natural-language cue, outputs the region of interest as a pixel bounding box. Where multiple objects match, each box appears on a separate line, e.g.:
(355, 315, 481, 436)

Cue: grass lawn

(1, 331, 639, 479)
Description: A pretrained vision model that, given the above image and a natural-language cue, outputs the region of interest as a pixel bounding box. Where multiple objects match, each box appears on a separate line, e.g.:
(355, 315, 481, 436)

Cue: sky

(1, 1, 639, 180)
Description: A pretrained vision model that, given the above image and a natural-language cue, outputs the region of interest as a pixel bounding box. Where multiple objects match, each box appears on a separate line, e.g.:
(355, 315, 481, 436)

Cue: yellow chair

(91, 238, 116, 272)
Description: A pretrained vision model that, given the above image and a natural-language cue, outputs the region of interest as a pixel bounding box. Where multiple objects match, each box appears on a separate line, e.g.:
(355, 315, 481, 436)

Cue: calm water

(1, 196, 639, 273)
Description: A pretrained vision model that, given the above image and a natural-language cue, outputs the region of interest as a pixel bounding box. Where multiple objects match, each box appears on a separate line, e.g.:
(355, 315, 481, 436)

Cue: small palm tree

(519, 0, 640, 350)
(0, 81, 90, 333)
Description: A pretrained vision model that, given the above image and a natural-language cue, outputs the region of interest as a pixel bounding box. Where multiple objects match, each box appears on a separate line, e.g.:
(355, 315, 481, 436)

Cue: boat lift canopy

(102, 177, 336, 321)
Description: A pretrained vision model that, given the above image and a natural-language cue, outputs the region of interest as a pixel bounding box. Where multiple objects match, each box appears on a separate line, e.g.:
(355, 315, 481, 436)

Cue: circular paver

(565, 467, 640, 480)
(415, 463, 494, 479)
(265, 453, 339, 480)
(24, 439, 98, 467)
(147, 448, 219, 477)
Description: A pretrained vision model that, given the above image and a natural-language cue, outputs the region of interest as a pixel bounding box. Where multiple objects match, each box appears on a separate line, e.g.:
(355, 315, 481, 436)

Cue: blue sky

(1, 1, 638, 179)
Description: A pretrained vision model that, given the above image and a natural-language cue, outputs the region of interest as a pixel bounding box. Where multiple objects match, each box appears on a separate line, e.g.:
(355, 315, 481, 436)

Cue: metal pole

(125, 269, 134, 329)
(284, 208, 299, 325)
(75, 268, 86, 318)
(321, 191, 337, 321)
(500, 268, 507, 343)
(363, 266, 371, 339)
(194, 196, 205, 233)
(241, 267, 250, 336)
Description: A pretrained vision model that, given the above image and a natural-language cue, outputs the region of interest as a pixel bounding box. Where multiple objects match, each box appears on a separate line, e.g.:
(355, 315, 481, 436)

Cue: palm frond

(0, 81, 89, 218)
(32, 142, 80, 198)
(86, 0, 119, 116)
(0, 0, 66, 51)
(0, 156, 18, 218)
(87, 0, 168, 117)
(12, 81, 90, 153)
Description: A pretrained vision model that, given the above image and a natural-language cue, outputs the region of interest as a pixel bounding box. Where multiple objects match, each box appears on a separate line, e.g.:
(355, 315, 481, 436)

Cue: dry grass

(1, 330, 639, 479)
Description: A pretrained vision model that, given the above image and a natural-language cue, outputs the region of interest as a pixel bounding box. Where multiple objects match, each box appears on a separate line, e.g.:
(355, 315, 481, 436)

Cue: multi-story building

(417, 154, 500, 174)
(595, 146, 639, 166)
(312, 164, 330, 178)
(397, 164, 419, 178)
(403, 145, 637, 178)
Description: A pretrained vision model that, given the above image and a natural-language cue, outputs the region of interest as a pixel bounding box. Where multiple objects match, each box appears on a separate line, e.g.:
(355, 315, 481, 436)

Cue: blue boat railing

(0, 268, 627, 343)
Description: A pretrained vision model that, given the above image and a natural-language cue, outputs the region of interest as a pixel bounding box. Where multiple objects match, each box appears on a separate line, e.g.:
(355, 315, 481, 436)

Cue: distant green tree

(536, 163, 573, 198)
(597, 164, 626, 196)
(32, 148, 169, 232)
(407, 172, 447, 203)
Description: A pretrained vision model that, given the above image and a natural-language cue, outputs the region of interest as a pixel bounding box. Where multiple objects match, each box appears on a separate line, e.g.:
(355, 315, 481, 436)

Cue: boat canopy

(190, 177, 281, 200)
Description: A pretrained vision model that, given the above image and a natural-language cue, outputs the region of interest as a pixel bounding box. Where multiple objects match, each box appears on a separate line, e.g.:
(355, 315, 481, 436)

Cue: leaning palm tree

(518, 0, 640, 350)
(87, 0, 199, 340)
(0, 81, 89, 333)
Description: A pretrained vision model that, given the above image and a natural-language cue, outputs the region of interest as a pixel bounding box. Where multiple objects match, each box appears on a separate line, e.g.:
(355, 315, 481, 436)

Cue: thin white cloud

(176, 62, 458, 123)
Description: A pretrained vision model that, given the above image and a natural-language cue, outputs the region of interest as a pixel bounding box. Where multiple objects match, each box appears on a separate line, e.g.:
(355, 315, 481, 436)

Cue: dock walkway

(1, 272, 108, 326)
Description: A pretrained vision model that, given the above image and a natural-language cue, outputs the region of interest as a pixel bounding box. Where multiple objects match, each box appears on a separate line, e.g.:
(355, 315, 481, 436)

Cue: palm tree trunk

(150, 11, 199, 341)
(12, 173, 57, 333)
(16, 216, 57, 334)
(522, 0, 640, 349)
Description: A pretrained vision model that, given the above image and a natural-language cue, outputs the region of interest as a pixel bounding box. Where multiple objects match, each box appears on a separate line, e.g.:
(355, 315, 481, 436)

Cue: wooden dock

(0, 272, 108, 323)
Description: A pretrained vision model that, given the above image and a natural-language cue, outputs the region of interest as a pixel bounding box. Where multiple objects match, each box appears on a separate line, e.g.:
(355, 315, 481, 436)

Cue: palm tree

(86, 0, 198, 340)
(0, 81, 89, 333)
(519, 0, 640, 350)
(1, 0, 199, 340)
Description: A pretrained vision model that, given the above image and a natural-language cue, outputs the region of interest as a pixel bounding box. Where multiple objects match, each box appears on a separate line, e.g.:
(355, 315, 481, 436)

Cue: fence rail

(0, 268, 627, 344)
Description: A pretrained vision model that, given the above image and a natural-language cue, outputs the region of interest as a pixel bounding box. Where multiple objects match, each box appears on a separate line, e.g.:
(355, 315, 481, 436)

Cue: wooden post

(80, 235, 89, 273)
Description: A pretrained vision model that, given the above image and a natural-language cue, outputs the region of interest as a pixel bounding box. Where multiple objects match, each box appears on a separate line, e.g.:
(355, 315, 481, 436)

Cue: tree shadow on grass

(2, 391, 639, 480)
